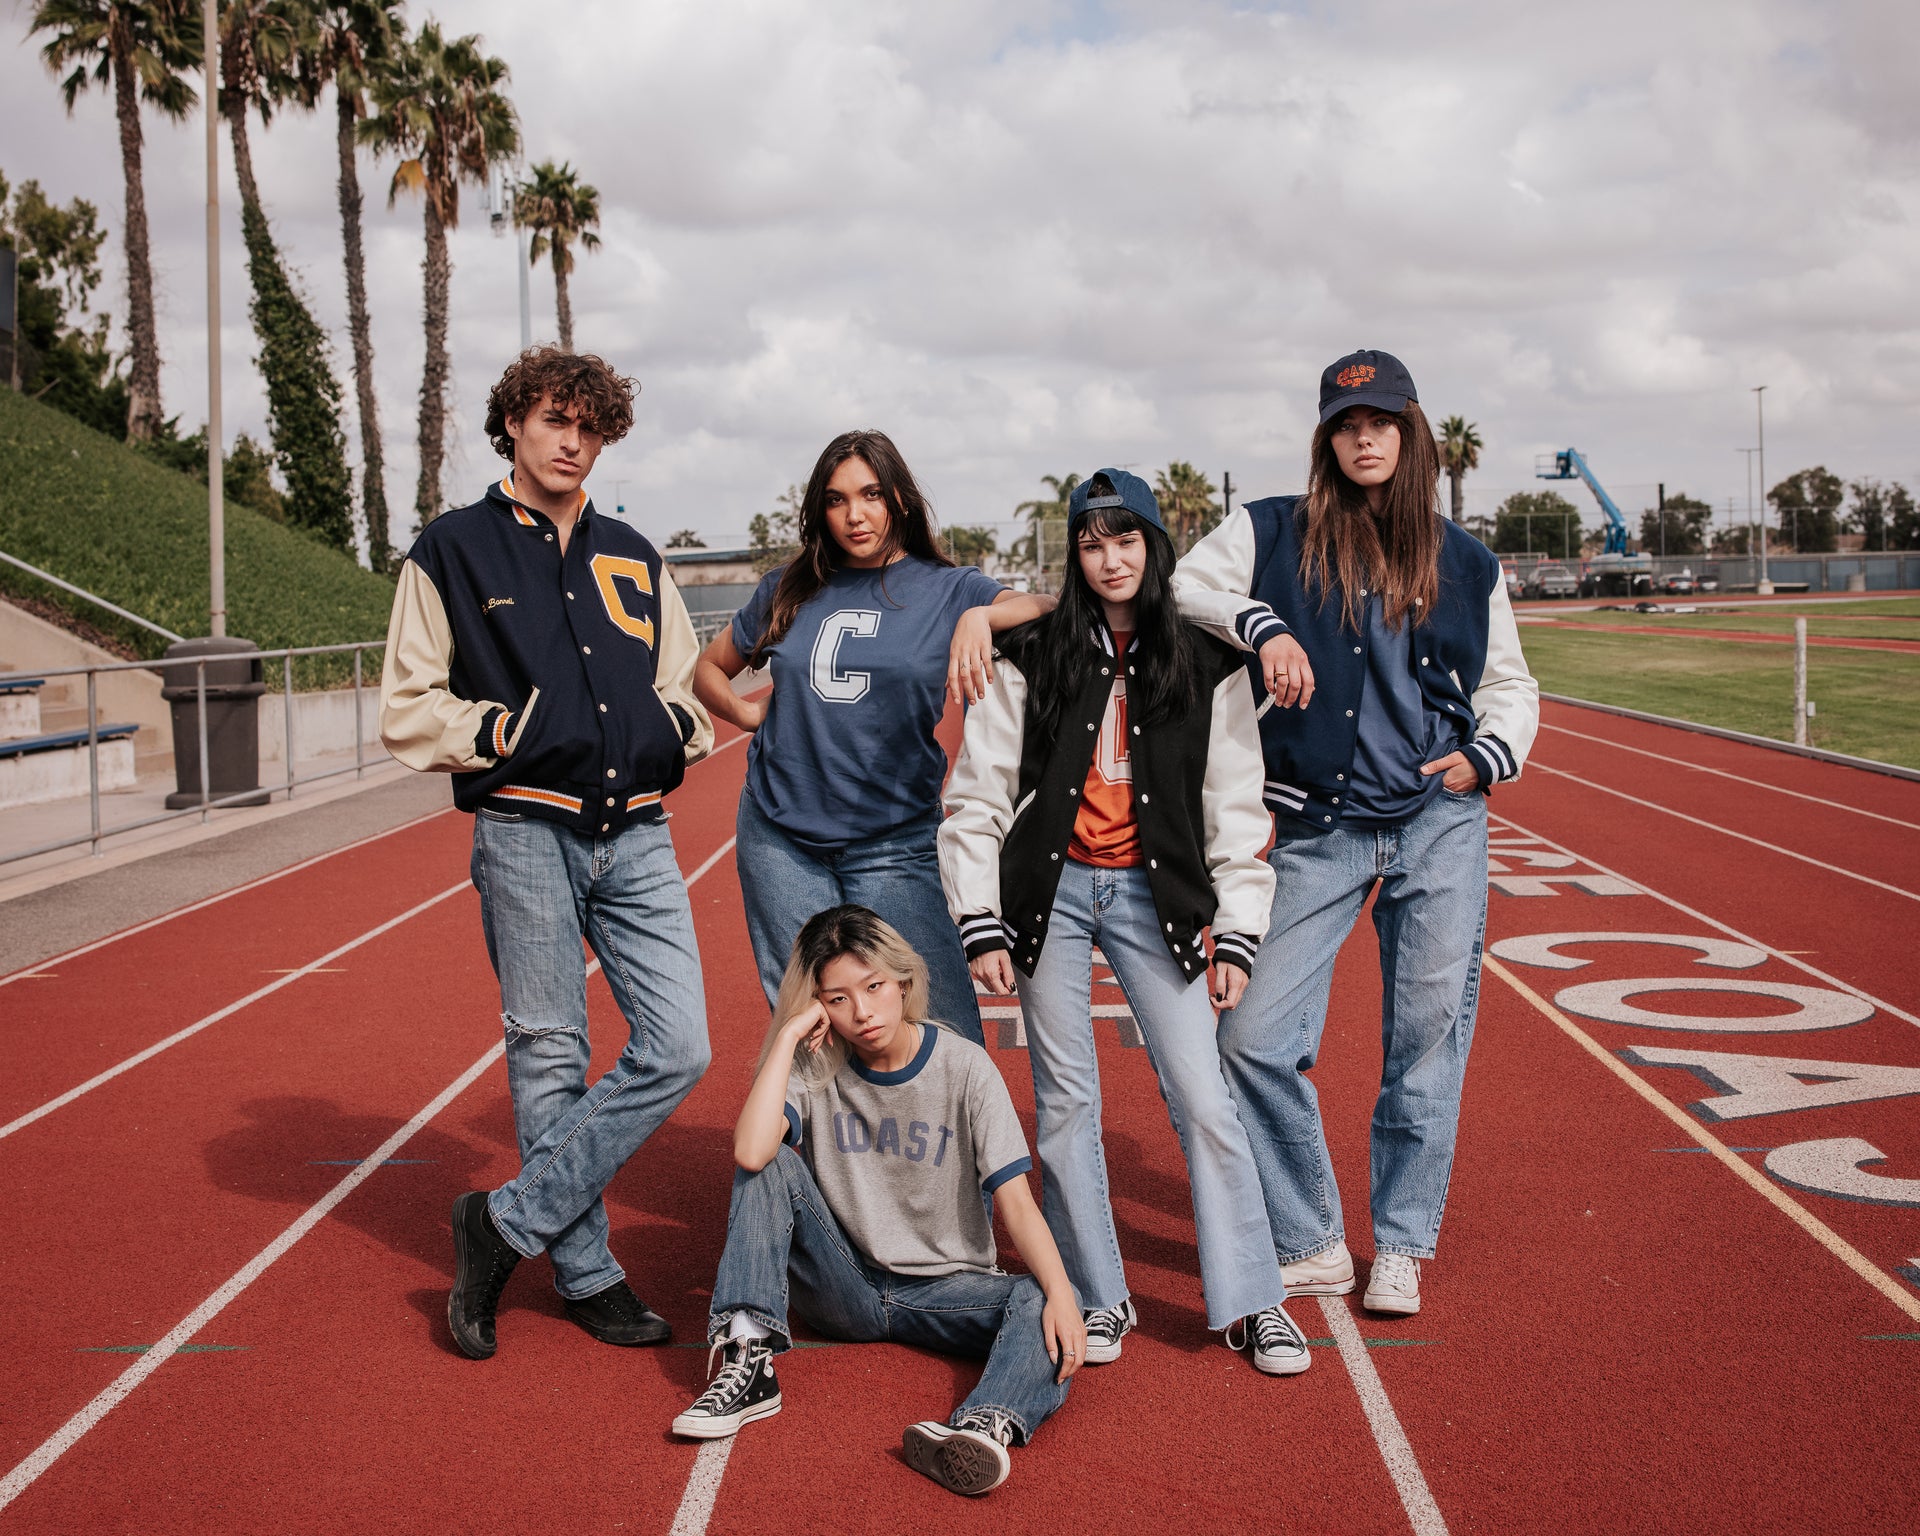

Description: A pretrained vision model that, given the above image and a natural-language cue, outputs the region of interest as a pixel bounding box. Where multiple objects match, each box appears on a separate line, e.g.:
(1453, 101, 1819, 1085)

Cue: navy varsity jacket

(378, 474, 713, 833)
(1172, 496, 1538, 833)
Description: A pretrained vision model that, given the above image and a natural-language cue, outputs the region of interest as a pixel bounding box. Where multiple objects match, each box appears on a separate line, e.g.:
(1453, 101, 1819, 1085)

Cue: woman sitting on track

(1171, 349, 1539, 1315)
(693, 430, 1051, 1044)
(938, 469, 1312, 1376)
(671, 905, 1083, 1499)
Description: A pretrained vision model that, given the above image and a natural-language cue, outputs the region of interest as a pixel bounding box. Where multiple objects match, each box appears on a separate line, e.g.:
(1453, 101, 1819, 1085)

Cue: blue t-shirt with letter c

(732, 556, 1004, 849)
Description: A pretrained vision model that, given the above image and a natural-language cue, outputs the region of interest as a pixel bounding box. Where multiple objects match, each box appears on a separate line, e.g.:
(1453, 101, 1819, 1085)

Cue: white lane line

(668, 1442, 736, 1536)
(0, 1038, 505, 1514)
(1483, 957, 1920, 1327)
(0, 882, 471, 1143)
(0, 837, 734, 1514)
(1527, 764, 1920, 905)
(0, 726, 747, 989)
(1490, 812, 1920, 1033)
(1538, 723, 1920, 832)
(1317, 1296, 1450, 1536)
(0, 806, 456, 989)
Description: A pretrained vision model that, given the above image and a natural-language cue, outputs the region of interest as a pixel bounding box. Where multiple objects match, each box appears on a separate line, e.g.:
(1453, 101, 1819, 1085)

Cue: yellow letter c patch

(590, 554, 656, 648)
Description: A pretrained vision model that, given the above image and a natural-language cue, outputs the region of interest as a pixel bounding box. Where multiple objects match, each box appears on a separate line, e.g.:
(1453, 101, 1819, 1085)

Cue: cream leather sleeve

(937, 660, 1029, 926)
(379, 560, 506, 773)
(1467, 574, 1540, 782)
(654, 569, 715, 764)
(1171, 507, 1288, 653)
(1202, 665, 1277, 950)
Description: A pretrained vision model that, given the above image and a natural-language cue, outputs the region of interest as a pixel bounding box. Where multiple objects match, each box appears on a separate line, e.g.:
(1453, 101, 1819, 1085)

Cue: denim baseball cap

(1318, 349, 1418, 424)
(1068, 468, 1167, 539)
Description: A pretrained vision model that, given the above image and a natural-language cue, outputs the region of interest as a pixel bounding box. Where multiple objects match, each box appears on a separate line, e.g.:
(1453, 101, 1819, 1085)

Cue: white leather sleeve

(1202, 665, 1277, 947)
(1171, 507, 1290, 653)
(653, 568, 716, 764)
(1466, 574, 1540, 784)
(379, 560, 506, 773)
(937, 660, 1029, 927)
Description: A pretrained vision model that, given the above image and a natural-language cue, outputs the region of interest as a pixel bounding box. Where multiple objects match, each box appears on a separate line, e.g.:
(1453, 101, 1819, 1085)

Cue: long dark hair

(1005, 483, 1198, 741)
(745, 429, 954, 666)
(1297, 399, 1443, 633)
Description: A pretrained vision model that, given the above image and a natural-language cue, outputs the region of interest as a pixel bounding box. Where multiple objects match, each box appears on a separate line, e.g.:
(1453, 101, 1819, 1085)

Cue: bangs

(1077, 505, 1151, 543)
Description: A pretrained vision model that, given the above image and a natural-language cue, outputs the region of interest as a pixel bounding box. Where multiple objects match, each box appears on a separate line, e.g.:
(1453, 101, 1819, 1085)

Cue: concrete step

(0, 729, 139, 808)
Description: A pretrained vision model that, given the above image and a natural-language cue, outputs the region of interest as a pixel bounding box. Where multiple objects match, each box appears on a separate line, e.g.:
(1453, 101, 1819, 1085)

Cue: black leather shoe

(448, 1191, 520, 1359)
(564, 1279, 673, 1346)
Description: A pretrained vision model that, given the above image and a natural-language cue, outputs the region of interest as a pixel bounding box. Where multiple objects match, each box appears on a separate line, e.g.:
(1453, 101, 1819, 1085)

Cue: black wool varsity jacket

(379, 474, 713, 833)
(937, 626, 1274, 984)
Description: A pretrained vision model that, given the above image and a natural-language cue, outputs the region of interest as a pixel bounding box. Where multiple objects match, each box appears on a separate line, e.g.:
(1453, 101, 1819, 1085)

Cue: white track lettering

(1621, 1046, 1920, 1121)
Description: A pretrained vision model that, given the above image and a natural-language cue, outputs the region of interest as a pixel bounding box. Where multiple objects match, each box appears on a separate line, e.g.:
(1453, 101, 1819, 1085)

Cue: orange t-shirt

(1069, 633, 1143, 867)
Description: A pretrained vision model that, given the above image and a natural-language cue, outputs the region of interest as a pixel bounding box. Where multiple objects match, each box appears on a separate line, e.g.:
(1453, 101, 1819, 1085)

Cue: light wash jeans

(1016, 860, 1285, 1330)
(1218, 786, 1489, 1263)
(470, 810, 710, 1299)
(708, 1148, 1069, 1444)
(736, 788, 983, 1045)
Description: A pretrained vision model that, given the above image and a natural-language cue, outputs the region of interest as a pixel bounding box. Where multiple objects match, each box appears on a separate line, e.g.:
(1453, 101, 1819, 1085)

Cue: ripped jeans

(471, 810, 710, 1299)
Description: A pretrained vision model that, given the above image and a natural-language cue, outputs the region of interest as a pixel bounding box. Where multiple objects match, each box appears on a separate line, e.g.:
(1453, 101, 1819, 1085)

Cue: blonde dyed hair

(759, 905, 933, 1089)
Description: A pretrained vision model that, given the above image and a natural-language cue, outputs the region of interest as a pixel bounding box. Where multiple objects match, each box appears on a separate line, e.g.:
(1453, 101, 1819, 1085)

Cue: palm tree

(219, 0, 353, 552)
(514, 160, 601, 352)
(1438, 415, 1483, 525)
(361, 21, 518, 528)
(31, 0, 198, 441)
(1013, 471, 1080, 586)
(1153, 461, 1219, 554)
(304, 0, 403, 570)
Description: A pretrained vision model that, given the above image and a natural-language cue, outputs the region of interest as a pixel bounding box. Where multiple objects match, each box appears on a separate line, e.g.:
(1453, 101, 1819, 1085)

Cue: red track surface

(4, 702, 1918, 1533)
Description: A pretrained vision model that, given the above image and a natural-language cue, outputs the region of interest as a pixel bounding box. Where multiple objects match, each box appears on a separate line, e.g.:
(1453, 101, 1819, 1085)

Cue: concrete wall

(0, 736, 135, 806)
(257, 685, 386, 766)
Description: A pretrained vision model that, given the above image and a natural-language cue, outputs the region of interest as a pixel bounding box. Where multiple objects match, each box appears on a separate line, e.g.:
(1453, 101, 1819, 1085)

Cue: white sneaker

(1226, 1303, 1312, 1376)
(1364, 1253, 1421, 1315)
(903, 1412, 1013, 1496)
(1081, 1298, 1136, 1364)
(1282, 1240, 1355, 1296)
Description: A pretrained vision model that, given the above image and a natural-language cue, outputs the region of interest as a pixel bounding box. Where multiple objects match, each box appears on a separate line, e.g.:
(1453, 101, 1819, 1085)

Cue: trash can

(161, 636, 270, 809)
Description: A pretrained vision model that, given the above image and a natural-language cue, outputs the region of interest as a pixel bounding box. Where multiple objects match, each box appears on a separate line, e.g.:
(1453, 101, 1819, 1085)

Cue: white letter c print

(810, 610, 882, 702)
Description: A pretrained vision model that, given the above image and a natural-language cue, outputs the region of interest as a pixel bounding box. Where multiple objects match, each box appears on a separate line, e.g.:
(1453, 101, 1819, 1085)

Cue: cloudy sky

(4, 0, 1916, 556)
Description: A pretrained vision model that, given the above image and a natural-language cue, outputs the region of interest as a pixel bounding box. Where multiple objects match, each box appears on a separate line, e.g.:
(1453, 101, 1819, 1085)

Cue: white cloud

(3, 0, 1918, 575)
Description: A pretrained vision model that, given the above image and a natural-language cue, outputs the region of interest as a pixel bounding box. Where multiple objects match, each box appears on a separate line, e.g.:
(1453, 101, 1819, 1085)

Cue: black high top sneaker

(1081, 1297, 1137, 1364)
(903, 1409, 1015, 1496)
(563, 1279, 672, 1346)
(672, 1340, 782, 1439)
(448, 1191, 521, 1359)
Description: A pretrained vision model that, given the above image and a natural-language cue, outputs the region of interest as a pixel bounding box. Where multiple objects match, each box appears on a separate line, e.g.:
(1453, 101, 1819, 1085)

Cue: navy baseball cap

(1068, 468, 1167, 539)
(1318, 349, 1418, 424)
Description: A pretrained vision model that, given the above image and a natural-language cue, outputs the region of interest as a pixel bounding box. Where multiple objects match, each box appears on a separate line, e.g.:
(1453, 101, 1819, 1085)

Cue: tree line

(13, 1, 605, 572)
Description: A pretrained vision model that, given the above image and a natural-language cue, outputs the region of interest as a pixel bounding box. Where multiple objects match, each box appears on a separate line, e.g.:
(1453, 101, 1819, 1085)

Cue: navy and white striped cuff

(1211, 932, 1258, 976)
(1236, 606, 1290, 651)
(1467, 735, 1517, 787)
(959, 912, 1011, 960)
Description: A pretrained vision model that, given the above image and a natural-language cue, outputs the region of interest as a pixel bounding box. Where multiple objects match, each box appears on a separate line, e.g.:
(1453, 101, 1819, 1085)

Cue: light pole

(204, 0, 224, 637)
(1753, 386, 1771, 594)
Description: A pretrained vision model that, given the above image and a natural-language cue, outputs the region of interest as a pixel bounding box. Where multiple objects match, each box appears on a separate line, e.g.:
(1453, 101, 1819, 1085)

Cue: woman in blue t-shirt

(695, 429, 1050, 1043)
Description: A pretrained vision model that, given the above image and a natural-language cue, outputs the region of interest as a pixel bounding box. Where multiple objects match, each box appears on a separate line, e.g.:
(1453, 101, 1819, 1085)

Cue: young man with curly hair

(380, 347, 715, 1360)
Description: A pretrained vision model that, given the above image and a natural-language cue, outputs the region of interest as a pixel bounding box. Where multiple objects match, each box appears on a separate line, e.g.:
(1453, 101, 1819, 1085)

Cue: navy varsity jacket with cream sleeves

(1171, 496, 1538, 833)
(378, 475, 713, 832)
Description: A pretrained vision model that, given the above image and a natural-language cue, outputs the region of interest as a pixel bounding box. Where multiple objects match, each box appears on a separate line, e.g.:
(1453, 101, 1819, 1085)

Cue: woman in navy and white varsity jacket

(1171, 350, 1539, 1319)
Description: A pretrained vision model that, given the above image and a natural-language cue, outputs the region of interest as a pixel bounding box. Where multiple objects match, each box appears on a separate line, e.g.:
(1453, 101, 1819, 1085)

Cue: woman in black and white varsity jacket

(939, 469, 1316, 1380)
(1171, 349, 1540, 1319)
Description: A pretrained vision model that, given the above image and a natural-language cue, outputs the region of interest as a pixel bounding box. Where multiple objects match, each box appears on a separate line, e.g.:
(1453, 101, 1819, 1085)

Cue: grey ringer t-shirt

(784, 1023, 1032, 1277)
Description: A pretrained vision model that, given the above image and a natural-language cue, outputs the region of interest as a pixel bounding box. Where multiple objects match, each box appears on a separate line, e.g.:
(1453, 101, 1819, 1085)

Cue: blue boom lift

(1535, 448, 1653, 597)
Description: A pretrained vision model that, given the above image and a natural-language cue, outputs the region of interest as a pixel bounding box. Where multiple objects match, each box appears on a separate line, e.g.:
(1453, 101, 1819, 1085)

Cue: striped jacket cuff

(1466, 734, 1517, 788)
(958, 911, 1011, 961)
(1236, 605, 1290, 651)
(477, 706, 516, 761)
(1211, 931, 1258, 977)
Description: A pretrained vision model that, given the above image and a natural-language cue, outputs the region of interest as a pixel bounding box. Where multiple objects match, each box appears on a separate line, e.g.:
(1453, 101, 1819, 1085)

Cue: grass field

(0, 386, 396, 683)
(1517, 624, 1920, 769)
(1546, 598, 1920, 641)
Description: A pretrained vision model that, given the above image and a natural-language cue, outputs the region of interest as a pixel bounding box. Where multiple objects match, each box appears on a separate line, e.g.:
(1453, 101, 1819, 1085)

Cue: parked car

(1523, 562, 1577, 600)
(1660, 569, 1697, 595)
(1500, 561, 1522, 600)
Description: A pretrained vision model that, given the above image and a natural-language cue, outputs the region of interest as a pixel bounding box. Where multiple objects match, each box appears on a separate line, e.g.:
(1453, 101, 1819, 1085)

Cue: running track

(2, 701, 1916, 1533)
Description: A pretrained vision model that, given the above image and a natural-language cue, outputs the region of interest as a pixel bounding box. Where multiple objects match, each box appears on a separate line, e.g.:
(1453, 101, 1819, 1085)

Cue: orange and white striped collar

(496, 473, 589, 529)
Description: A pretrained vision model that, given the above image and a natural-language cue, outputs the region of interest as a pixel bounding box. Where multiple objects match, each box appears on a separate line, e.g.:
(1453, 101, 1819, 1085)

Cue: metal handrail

(0, 639, 387, 870)
(0, 549, 186, 643)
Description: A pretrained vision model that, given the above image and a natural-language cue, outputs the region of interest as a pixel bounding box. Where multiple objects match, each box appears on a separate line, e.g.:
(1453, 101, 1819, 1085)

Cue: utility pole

(1738, 447, 1759, 573)
(204, 0, 225, 637)
(1658, 483, 1666, 561)
(1222, 470, 1233, 525)
(1753, 386, 1772, 594)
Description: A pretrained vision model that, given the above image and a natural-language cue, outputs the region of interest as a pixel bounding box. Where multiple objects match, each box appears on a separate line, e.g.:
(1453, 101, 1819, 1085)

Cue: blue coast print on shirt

(832, 1112, 955, 1164)
(732, 557, 1003, 848)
